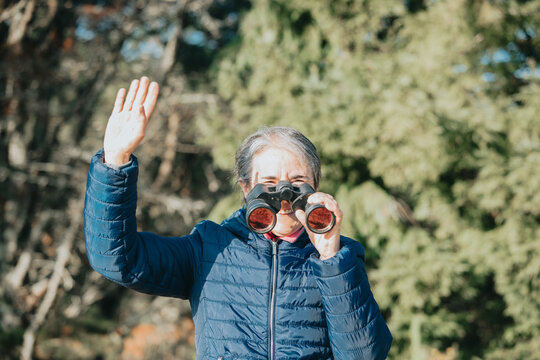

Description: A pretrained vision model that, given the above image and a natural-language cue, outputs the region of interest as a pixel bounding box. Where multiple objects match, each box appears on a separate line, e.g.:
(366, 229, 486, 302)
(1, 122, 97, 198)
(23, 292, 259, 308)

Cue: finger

(332, 206, 343, 225)
(112, 88, 126, 113)
(133, 76, 149, 109)
(307, 193, 335, 207)
(129, 105, 148, 146)
(143, 81, 159, 119)
(138, 105, 149, 132)
(294, 209, 307, 228)
(123, 79, 140, 111)
(308, 193, 343, 224)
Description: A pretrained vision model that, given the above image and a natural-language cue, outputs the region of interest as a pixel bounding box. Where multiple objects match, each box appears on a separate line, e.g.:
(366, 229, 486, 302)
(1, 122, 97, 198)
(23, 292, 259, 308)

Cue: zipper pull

(272, 240, 277, 256)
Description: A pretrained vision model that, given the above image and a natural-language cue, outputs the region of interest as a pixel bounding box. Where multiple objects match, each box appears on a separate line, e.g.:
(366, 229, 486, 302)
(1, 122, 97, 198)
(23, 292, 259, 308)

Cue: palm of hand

(104, 109, 146, 159)
(309, 226, 341, 260)
(103, 77, 159, 165)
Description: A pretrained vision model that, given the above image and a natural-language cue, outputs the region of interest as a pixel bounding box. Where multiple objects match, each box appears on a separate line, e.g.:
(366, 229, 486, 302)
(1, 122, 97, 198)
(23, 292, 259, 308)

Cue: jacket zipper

(269, 240, 278, 360)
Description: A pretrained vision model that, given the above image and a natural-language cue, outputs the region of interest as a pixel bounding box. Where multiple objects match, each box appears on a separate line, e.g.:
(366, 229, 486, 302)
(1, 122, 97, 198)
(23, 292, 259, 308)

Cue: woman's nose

(280, 200, 292, 209)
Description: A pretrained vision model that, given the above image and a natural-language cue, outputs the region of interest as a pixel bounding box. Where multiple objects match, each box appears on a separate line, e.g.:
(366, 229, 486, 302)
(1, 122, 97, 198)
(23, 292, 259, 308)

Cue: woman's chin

(273, 214, 302, 236)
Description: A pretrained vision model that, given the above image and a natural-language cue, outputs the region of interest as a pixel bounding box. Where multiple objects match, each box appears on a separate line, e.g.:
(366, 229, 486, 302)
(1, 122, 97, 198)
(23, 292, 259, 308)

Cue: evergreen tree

(201, 0, 540, 358)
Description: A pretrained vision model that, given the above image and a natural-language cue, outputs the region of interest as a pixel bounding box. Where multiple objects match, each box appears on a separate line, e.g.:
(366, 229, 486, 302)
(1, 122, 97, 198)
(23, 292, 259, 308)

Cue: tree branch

(20, 199, 83, 360)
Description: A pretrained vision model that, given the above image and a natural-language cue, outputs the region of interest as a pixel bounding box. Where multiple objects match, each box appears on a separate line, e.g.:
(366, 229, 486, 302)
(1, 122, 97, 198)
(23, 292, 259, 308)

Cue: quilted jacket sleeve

(84, 150, 201, 299)
(309, 238, 392, 360)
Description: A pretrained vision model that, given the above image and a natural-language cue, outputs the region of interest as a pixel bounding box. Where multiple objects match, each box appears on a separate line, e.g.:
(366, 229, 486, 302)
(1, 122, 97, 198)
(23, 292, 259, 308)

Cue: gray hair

(234, 126, 321, 189)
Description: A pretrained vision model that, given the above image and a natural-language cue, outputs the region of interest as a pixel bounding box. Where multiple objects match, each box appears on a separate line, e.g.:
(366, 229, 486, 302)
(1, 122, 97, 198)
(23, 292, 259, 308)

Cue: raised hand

(103, 76, 159, 165)
(295, 192, 343, 260)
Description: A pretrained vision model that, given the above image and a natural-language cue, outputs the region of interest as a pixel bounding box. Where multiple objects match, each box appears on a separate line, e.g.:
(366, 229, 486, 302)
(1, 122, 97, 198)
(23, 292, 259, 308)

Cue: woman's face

(240, 146, 315, 237)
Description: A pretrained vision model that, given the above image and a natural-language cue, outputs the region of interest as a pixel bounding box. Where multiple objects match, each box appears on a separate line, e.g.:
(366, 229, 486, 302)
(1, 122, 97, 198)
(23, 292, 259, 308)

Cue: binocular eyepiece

(245, 181, 335, 234)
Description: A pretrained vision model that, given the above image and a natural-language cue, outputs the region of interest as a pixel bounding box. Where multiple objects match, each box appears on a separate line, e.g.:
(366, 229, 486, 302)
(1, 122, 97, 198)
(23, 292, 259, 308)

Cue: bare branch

(20, 199, 84, 360)
(140, 191, 207, 225)
(5, 252, 32, 290)
(6, 0, 35, 47)
(153, 111, 182, 190)
(0, 0, 27, 23)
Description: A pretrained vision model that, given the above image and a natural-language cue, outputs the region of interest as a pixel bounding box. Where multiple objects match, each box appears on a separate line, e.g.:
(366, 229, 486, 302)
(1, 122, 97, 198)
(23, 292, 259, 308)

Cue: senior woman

(84, 77, 393, 359)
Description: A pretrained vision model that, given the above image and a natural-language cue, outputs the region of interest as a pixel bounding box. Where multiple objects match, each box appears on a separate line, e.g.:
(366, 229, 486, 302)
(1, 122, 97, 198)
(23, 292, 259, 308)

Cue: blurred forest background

(0, 0, 538, 359)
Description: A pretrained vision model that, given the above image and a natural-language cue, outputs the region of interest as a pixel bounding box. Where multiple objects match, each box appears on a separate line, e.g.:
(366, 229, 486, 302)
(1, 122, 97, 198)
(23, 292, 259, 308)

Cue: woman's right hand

(103, 76, 159, 165)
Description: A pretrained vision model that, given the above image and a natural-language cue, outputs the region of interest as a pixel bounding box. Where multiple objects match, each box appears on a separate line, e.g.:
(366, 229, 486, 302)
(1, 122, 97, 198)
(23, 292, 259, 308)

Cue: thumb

(295, 209, 307, 228)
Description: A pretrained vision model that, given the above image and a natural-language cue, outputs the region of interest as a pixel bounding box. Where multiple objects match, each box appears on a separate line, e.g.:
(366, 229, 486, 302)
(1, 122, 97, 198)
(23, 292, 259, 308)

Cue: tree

(201, 0, 540, 358)
(1, 0, 248, 358)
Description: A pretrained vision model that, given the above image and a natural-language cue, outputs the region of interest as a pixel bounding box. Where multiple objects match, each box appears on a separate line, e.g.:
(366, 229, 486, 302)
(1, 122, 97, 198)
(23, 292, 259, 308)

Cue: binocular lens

(247, 207, 276, 233)
(306, 206, 335, 234)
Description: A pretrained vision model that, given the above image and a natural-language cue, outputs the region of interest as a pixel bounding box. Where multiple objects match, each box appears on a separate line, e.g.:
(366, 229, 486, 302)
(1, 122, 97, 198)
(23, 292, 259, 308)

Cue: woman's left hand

(295, 192, 343, 260)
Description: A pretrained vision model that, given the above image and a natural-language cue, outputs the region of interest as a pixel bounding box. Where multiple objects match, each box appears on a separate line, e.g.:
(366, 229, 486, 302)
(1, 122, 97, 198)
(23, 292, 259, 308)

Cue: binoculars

(245, 181, 335, 234)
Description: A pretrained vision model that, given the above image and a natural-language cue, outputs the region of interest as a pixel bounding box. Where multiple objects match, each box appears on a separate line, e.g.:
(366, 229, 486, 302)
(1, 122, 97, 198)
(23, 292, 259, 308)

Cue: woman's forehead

(251, 147, 311, 176)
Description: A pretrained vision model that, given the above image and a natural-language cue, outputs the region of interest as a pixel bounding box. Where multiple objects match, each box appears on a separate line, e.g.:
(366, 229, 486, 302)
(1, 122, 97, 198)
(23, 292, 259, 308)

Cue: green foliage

(200, 0, 540, 358)
(0, 326, 24, 358)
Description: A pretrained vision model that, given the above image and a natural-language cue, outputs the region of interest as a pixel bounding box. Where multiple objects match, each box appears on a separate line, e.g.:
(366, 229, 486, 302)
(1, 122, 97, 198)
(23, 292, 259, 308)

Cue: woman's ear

(239, 180, 251, 198)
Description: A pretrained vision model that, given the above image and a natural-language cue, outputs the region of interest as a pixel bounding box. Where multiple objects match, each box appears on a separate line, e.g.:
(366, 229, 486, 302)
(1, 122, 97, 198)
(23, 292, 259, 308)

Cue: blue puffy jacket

(84, 150, 392, 359)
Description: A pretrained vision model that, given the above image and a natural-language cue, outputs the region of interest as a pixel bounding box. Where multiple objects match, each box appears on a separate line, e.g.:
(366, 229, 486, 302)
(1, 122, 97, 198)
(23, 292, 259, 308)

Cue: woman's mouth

(278, 200, 294, 215)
